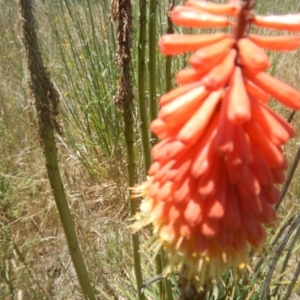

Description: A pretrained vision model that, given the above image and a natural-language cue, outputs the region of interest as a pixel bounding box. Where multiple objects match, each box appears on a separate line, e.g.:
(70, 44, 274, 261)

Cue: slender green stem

(165, 0, 175, 93)
(162, 2, 176, 299)
(113, 1, 145, 299)
(138, 0, 151, 173)
(18, 1, 95, 299)
(148, 0, 158, 143)
(147, 1, 165, 297)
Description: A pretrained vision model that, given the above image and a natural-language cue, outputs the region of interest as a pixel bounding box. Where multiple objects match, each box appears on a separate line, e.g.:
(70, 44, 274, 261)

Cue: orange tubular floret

(159, 86, 208, 122)
(248, 34, 300, 51)
(158, 33, 229, 55)
(244, 121, 284, 168)
(215, 94, 234, 154)
(171, 6, 231, 28)
(228, 125, 252, 166)
(251, 98, 294, 145)
(202, 49, 236, 90)
(243, 70, 300, 110)
(190, 37, 235, 70)
(226, 67, 251, 124)
(237, 38, 270, 73)
(185, 0, 240, 17)
(177, 91, 222, 145)
(175, 68, 204, 85)
(252, 14, 300, 32)
(159, 82, 202, 106)
(244, 79, 270, 103)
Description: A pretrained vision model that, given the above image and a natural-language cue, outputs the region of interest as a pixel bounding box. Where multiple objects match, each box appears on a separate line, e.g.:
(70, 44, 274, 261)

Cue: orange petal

(250, 146, 273, 187)
(185, 0, 239, 16)
(175, 68, 204, 85)
(237, 38, 270, 73)
(222, 183, 241, 230)
(252, 14, 300, 32)
(259, 202, 277, 224)
(158, 33, 228, 55)
(205, 169, 226, 219)
(201, 217, 220, 238)
(227, 125, 252, 166)
(261, 186, 280, 205)
(191, 123, 217, 178)
(159, 81, 203, 106)
(158, 85, 208, 122)
(244, 78, 270, 103)
(184, 197, 204, 226)
(244, 120, 284, 168)
(177, 90, 221, 145)
(215, 93, 234, 154)
(243, 70, 300, 110)
(251, 98, 294, 145)
(271, 169, 285, 184)
(248, 34, 300, 51)
(174, 176, 197, 203)
(171, 6, 231, 28)
(190, 37, 235, 70)
(197, 156, 221, 198)
(150, 117, 183, 139)
(202, 49, 236, 90)
(226, 67, 251, 124)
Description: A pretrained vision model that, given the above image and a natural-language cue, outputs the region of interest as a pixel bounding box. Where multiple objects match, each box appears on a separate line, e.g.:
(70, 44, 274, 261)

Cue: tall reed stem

(18, 1, 96, 299)
(165, 0, 175, 92)
(138, 0, 151, 173)
(148, 0, 158, 143)
(111, 1, 145, 299)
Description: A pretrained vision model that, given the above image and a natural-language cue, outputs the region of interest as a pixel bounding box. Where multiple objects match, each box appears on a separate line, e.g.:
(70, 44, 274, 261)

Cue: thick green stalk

(148, 0, 158, 143)
(112, 1, 145, 299)
(138, 0, 151, 172)
(18, 1, 95, 299)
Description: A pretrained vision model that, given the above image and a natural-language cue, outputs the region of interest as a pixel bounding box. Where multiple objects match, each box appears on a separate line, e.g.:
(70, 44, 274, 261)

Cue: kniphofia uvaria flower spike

(132, 0, 300, 288)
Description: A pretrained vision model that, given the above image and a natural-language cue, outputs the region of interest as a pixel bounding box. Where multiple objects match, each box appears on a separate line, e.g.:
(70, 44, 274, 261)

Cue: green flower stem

(138, 0, 151, 173)
(18, 1, 96, 299)
(148, 0, 158, 143)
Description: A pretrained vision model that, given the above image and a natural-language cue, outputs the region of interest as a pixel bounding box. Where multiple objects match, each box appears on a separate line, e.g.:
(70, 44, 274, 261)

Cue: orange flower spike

(244, 79, 270, 103)
(171, 6, 232, 28)
(237, 38, 270, 73)
(226, 67, 251, 124)
(190, 37, 235, 71)
(243, 70, 300, 110)
(177, 90, 222, 146)
(158, 33, 229, 56)
(248, 34, 300, 51)
(202, 49, 237, 91)
(185, 0, 240, 17)
(252, 13, 300, 32)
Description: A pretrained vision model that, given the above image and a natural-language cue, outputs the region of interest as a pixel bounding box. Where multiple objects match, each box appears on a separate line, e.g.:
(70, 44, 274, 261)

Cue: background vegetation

(0, 0, 299, 299)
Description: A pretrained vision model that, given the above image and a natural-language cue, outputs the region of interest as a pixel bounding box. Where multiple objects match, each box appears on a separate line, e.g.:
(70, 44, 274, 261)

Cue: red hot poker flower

(132, 0, 300, 287)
